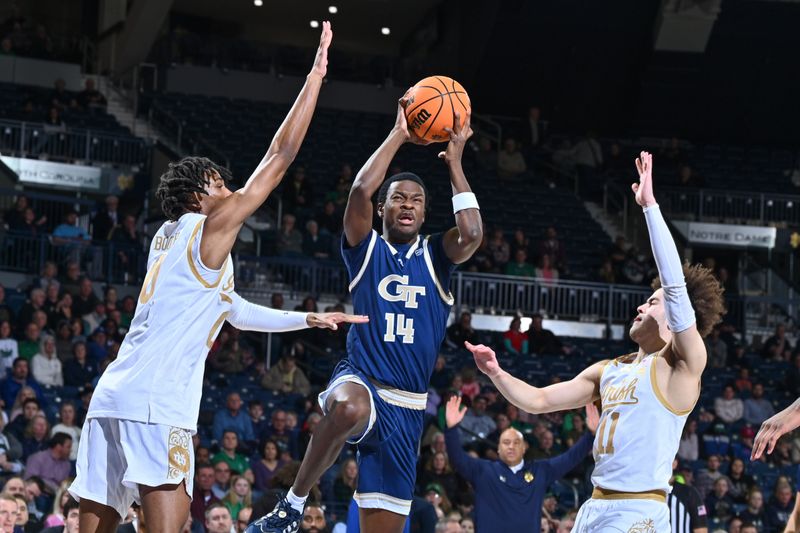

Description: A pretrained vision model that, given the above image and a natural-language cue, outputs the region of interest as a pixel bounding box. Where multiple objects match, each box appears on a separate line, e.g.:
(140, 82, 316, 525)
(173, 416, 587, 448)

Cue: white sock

(286, 488, 307, 513)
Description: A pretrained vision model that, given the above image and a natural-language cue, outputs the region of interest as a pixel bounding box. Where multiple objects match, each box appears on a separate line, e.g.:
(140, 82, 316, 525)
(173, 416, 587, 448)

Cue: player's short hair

(651, 263, 726, 337)
(156, 156, 233, 221)
(377, 172, 430, 210)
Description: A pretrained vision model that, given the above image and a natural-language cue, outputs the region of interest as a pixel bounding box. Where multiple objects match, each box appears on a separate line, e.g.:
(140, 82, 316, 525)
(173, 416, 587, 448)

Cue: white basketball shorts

(573, 496, 670, 533)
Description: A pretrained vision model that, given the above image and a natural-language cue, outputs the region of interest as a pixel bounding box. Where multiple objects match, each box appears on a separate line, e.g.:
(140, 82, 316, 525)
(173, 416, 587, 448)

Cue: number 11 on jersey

(384, 312, 415, 344)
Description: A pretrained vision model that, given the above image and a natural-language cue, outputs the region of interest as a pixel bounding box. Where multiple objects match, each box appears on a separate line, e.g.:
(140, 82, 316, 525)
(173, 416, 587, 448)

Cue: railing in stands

(0, 188, 96, 231)
(0, 119, 147, 166)
(659, 187, 800, 225)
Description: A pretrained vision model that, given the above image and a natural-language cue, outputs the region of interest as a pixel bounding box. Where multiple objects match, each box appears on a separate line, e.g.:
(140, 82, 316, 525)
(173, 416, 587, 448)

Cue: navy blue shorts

(318, 360, 424, 516)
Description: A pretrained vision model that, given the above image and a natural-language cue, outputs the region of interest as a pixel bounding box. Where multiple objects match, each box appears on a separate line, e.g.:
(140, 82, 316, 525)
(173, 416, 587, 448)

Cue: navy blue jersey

(342, 230, 456, 393)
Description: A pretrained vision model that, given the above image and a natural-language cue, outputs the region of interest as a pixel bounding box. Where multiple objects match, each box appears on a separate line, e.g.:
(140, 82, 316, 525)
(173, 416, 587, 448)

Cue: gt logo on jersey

(378, 274, 426, 309)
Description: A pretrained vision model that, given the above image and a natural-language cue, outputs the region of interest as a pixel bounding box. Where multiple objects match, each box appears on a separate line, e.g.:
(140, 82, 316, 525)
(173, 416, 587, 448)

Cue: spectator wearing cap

(30, 335, 62, 387)
(444, 396, 596, 533)
(261, 353, 310, 397)
(0, 359, 44, 412)
(24, 433, 72, 493)
(743, 383, 774, 426)
(731, 426, 756, 462)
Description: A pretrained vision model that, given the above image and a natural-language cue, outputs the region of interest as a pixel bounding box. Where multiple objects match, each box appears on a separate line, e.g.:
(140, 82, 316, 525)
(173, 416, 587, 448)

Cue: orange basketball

(404, 76, 470, 143)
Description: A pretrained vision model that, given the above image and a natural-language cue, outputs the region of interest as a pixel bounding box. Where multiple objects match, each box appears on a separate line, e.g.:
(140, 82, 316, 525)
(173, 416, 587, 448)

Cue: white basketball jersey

(591, 354, 690, 493)
(88, 212, 234, 432)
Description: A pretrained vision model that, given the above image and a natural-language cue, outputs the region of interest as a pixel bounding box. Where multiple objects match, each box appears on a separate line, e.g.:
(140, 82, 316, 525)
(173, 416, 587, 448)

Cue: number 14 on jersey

(384, 312, 415, 344)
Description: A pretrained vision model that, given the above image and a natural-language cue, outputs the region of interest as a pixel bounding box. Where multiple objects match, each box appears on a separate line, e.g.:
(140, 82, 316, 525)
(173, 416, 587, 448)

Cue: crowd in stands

(0, 10, 84, 64)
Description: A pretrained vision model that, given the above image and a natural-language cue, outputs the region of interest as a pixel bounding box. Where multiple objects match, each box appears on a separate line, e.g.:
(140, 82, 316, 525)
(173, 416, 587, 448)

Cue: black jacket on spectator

(528, 328, 562, 355)
(63, 358, 98, 388)
(91, 211, 117, 241)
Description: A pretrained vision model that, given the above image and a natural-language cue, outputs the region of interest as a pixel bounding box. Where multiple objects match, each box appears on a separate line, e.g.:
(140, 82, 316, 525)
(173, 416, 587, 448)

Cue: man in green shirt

(505, 249, 536, 277)
(212, 430, 253, 480)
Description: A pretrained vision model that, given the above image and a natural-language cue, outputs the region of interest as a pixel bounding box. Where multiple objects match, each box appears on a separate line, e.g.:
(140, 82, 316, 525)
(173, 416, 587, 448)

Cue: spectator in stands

(487, 228, 510, 269)
(537, 227, 567, 273)
(302, 220, 331, 260)
(85, 327, 108, 363)
(332, 457, 358, 506)
(0, 415, 23, 476)
(726, 458, 753, 503)
(446, 312, 479, 350)
(205, 503, 233, 533)
(212, 392, 255, 445)
(527, 314, 564, 355)
(77, 78, 106, 109)
(705, 477, 735, 523)
(299, 503, 328, 533)
(509, 228, 529, 257)
(62, 342, 96, 388)
(211, 462, 232, 500)
(191, 463, 220, 526)
(766, 479, 793, 531)
(212, 431, 252, 479)
(90, 195, 119, 241)
(261, 353, 310, 397)
(502, 317, 528, 355)
(49, 79, 73, 111)
(523, 106, 548, 150)
(24, 432, 71, 493)
(714, 385, 744, 424)
(18, 322, 41, 360)
(466, 234, 495, 273)
(0, 286, 14, 325)
(37, 262, 60, 292)
(4, 197, 45, 232)
(276, 214, 303, 255)
(50, 402, 79, 461)
(475, 137, 497, 173)
(7, 394, 40, 435)
(497, 138, 526, 178)
(739, 489, 766, 531)
(43, 284, 62, 327)
(259, 409, 298, 460)
(70, 277, 98, 318)
(430, 355, 453, 392)
(221, 476, 252, 525)
(735, 368, 752, 393)
(31, 335, 62, 386)
(0, 359, 44, 411)
(21, 414, 50, 461)
(251, 439, 285, 492)
(694, 455, 725, 499)
(0, 321, 18, 375)
(110, 214, 143, 279)
(32, 310, 52, 337)
(298, 412, 321, 458)
(677, 165, 704, 188)
(119, 296, 135, 329)
(678, 419, 699, 461)
(530, 430, 557, 460)
(59, 262, 81, 297)
(505, 249, 536, 277)
(51, 211, 90, 258)
(762, 324, 792, 361)
(705, 326, 728, 368)
(282, 167, 313, 216)
(534, 254, 559, 285)
(418, 453, 458, 506)
(315, 200, 341, 236)
(459, 395, 497, 444)
(210, 327, 245, 374)
(17, 288, 46, 332)
(743, 382, 774, 426)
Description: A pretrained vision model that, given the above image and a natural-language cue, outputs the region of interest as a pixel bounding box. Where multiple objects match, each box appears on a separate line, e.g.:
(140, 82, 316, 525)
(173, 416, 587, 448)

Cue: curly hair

(155, 156, 233, 221)
(651, 263, 726, 337)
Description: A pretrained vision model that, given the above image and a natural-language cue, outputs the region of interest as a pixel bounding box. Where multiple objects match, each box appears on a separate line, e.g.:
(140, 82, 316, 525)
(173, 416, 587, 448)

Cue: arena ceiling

(170, 0, 445, 54)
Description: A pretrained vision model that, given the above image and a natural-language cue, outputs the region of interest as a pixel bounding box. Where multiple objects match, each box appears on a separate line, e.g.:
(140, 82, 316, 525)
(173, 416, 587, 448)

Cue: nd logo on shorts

(167, 427, 191, 481)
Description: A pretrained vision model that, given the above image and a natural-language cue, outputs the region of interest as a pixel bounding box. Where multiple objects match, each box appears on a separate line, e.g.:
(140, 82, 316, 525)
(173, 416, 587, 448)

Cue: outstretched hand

(310, 21, 333, 79)
(445, 394, 467, 429)
(751, 400, 800, 460)
(632, 151, 656, 208)
(306, 312, 368, 331)
(465, 341, 501, 378)
(438, 111, 473, 163)
(585, 403, 600, 435)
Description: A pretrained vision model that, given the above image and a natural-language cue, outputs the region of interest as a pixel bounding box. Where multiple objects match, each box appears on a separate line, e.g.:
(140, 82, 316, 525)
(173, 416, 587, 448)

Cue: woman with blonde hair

(222, 475, 252, 521)
(21, 414, 50, 461)
(44, 479, 75, 527)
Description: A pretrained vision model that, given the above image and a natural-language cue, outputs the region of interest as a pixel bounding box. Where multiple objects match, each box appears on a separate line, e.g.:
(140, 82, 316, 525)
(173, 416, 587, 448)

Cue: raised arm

(203, 22, 332, 260)
(466, 342, 603, 414)
(343, 101, 411, 246)
(633, 151, 706, 375)
(438, 113, 483, 264)
(226, 292, 368, 333)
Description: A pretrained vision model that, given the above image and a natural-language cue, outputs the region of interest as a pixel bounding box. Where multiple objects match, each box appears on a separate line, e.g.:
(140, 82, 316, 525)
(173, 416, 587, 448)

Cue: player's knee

(331, 399, 370, 432)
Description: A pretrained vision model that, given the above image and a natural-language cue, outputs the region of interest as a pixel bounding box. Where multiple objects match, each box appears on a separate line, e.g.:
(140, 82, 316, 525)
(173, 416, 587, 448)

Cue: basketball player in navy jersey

(249, 100, 482, 533)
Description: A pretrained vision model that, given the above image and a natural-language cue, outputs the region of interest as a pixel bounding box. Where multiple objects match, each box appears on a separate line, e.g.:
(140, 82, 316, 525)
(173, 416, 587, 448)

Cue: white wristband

(452, 192, 479, 214)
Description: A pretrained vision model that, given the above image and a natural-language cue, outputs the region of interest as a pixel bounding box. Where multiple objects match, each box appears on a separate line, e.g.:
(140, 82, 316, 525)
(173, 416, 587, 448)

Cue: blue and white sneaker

(244, 498, 303, 533)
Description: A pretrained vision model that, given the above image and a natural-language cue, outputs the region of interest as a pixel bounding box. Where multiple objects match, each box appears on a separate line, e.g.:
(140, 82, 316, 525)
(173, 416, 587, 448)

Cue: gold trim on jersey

(219, 293, 232, 304)
(649, 355, 693, 416)
(206, 311, 229, 348)
(187, 219, 228, 289)
(592, 487, 666, 503)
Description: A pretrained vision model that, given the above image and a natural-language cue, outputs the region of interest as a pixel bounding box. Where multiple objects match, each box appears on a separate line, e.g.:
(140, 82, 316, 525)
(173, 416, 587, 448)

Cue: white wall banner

(688, 222, 776, 249)
(1, 156, 102, 191)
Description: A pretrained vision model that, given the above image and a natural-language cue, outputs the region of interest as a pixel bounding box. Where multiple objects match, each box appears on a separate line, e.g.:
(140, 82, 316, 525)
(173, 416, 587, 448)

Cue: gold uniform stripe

(186, 219, 228, 289)
(649, 355, 693, 416)
(206, 312, 229, 348)
(592, 487, 666, 503)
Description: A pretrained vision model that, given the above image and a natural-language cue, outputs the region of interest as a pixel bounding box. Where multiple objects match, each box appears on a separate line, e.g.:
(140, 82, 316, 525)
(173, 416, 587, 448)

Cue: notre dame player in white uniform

(69, 22, 365, 533)
(466, 152, 725, 532)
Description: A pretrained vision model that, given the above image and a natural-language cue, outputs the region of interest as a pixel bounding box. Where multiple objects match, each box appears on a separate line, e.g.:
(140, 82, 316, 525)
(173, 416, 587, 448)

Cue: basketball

(404, 76, 471, 143)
